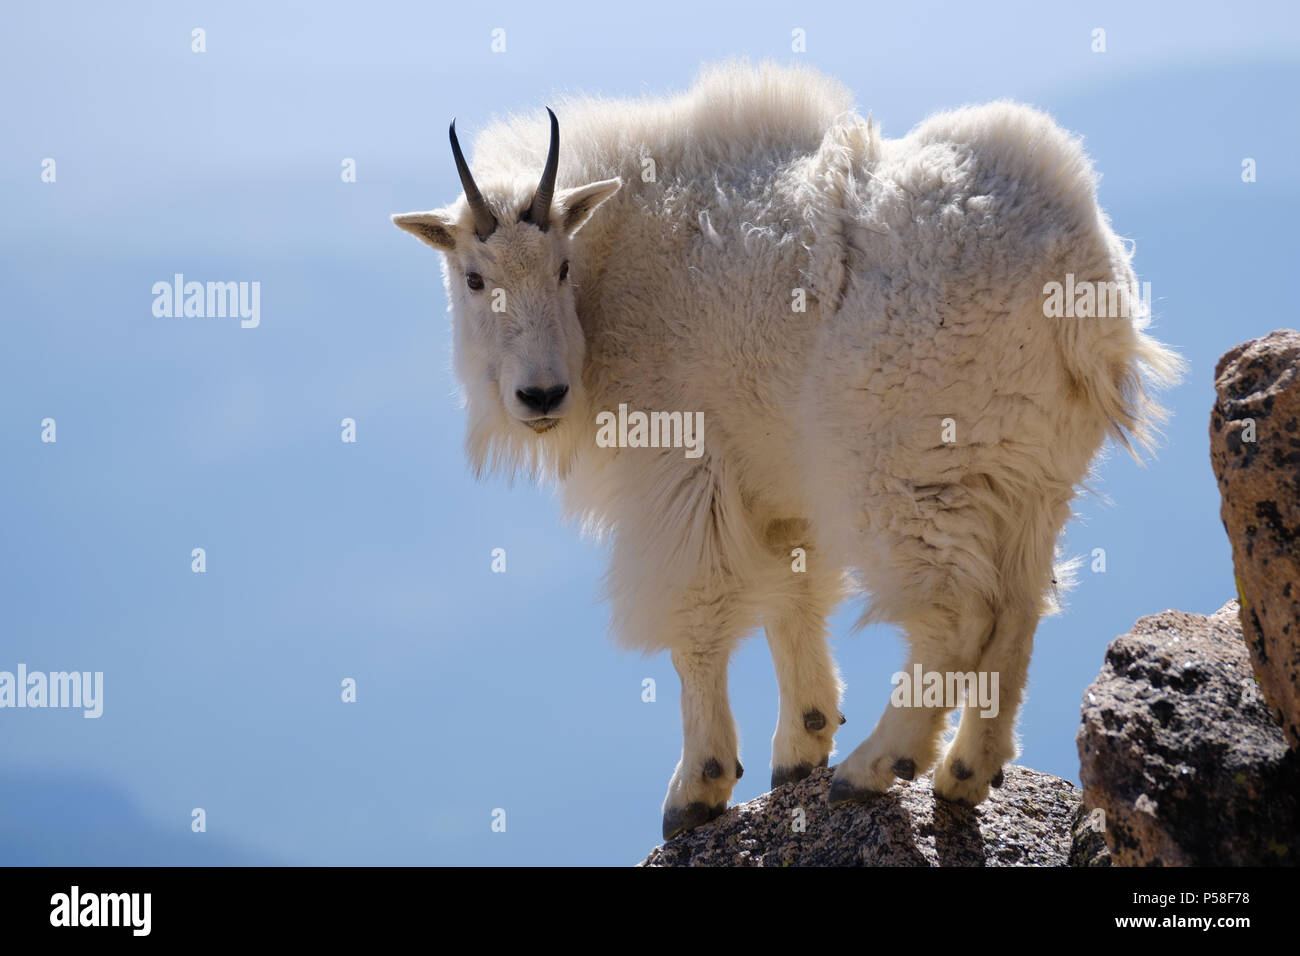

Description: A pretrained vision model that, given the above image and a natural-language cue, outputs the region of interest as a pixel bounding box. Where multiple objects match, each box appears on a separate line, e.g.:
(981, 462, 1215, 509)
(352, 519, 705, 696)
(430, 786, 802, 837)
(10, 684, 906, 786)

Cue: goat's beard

(463, 390, 587, 484)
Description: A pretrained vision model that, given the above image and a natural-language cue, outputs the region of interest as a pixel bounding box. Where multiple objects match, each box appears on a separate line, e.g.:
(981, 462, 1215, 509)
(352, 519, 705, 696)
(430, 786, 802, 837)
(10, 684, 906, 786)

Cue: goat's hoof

(771, 762, 813, 789)
(764, 754, 826, 790)
(770, 753, 828, 789)
(803, 709, 827, 732)
(891, 757, 916, 781)
(933, 756, 996, 807)
(662, 801, 726, 840)
(827, 775, 884, 807)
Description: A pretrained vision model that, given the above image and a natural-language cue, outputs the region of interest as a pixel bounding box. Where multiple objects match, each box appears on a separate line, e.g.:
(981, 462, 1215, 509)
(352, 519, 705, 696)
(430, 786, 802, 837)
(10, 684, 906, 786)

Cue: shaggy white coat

(393, 60, 1183, 832)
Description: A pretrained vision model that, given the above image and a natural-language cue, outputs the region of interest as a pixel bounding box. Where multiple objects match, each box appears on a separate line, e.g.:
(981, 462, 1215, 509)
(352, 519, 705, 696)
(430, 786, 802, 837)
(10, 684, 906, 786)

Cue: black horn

(449, 119, 497, 241)
(526, 107, 560, 231)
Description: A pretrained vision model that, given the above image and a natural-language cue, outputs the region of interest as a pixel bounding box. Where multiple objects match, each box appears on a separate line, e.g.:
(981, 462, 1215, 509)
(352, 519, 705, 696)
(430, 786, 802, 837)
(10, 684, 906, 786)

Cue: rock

(1078, 602, 1300, 866)
(638, 764, 1101, 866)
(1211, 329, 1300, 748)
(1068, 804, 1113, 868)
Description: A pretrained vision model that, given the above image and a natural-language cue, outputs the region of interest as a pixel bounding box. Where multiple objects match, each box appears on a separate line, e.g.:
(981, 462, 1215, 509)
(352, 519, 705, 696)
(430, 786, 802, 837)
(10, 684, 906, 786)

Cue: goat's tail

(1051, 224, 1187, 460)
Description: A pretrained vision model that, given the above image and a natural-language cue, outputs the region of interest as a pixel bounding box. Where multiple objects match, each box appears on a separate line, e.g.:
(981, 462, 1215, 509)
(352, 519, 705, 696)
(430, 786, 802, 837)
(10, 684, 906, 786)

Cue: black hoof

(803, 709, 827, 732)
(771, 762, 813, 789)
(827, 776, 883, 807)
(990, 767, 1004, 789)
(950, 758, 974, 781)
(662, 801, 726, 841)
(838, 713, 846, 725)
(735, 761, 744, 780)
(702, 758, 722, 779)
(892, 757, 916, 781)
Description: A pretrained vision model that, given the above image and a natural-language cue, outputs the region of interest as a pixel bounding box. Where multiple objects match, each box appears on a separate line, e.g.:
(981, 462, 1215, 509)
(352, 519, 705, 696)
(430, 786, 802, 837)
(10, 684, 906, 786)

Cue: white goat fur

(392, 61, 1183, 833)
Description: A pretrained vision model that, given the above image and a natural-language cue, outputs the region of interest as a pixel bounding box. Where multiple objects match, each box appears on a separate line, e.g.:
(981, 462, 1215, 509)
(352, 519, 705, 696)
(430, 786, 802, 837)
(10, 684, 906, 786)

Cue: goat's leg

(661, 640, 744, 839)
(933, 602, 1037, 805)
(830, 602, 993, 803)
(764, 584, 843, 789)
(934, 497, 1063, 805)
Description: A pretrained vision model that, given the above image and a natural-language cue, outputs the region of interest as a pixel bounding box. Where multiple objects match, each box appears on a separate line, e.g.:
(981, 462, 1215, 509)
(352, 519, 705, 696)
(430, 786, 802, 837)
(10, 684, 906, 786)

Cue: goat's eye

(465, 272, 484, 291)
(558, 260, 569, 282)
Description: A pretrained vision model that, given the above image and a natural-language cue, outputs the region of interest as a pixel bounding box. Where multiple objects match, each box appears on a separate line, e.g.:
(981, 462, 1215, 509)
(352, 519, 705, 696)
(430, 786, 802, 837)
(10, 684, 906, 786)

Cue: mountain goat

(392, 61, 1182, 840)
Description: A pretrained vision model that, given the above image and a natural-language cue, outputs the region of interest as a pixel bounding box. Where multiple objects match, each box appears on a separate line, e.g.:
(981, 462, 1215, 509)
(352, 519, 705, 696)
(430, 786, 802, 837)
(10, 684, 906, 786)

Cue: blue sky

(1, 1, 1297, 865)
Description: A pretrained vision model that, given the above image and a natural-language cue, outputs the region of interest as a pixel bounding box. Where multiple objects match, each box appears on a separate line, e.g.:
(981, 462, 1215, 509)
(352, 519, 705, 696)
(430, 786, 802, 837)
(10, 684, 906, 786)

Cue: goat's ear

(556, 178, 622, 236)
(391, 210, 459, 252)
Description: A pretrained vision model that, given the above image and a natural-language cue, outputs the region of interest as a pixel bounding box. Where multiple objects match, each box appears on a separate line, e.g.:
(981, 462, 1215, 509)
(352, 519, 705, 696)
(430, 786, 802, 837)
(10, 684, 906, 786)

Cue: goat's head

(392, 110, 621, 471)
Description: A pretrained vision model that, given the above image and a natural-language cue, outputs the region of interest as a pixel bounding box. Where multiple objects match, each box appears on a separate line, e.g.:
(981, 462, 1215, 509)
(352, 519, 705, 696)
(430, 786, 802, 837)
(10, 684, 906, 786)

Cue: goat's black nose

(516, 384, 569, 414)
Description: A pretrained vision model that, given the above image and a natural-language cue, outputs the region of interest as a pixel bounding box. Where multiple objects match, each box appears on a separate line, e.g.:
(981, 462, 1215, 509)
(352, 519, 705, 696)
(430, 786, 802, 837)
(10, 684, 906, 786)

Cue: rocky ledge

(640, 764, 1109, 867)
